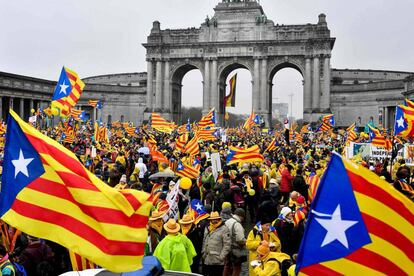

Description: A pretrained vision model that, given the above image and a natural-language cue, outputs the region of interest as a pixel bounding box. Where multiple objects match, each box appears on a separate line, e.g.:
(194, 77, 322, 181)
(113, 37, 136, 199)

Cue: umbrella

(149, 171, 175, 179)
(138, 147, 150, 155)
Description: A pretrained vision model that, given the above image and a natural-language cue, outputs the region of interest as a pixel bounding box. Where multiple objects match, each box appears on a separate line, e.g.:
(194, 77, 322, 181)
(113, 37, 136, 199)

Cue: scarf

(209, 220, 223, 232)
(151, 219, 164, 235)
(181, 224, 193, 236)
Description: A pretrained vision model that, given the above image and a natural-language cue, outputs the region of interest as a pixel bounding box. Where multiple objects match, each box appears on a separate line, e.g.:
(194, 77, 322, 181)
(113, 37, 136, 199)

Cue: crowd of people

(0, 116, 413, 276)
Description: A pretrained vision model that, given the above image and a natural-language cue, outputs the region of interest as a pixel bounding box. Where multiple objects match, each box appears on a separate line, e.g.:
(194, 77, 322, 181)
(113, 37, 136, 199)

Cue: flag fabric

(394, 105, 414, 138)
(322, 114, 335, 126)
(151, 113, 175, 134)
(368, 125, 386, 148)
(293, 207, 308, 227)
(94, 122, 109, 143)
(0, 110, 152, 272)
(243, 112, 255, 130)
(176, 161, 199, 179)
(69, 251, 97, 271)
(317, 122, 333, 132)
(184, 134, 199, 156)
(88, 100, 102, 109)
(224, 74, 237, 107)
(226, 145, 264, 165)
(296, 153, 414, 275)
(296, 132, 303, 144)
(346, 122, 358, 142)
(253, 115, 262, 126)
(301, 124, 310, 134)
(198, 109, 216, 129)
(192, 158, 201, 172)
(189, 199, 209, 225)
(307, 173, 320, 203)
(404, 98, 414, 109)
(196, 128, 217, 141)
(175, 133, 189, 152)
(265, 138, 277, 152)
(51, 67, 85, 116)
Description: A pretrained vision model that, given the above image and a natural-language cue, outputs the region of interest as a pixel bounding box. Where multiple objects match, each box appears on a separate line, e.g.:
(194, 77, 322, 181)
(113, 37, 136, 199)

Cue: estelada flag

(296, 153, 414, 275)
(0, 110, 152, 272)
(51, 67, 85, 116)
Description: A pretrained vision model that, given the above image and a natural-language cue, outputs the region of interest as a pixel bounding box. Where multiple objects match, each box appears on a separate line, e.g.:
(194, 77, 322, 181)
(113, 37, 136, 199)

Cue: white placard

(91, 146, 97, 158)
(28, 116, 37, 123)
(211, 152, 222, 181)
(164, 181, 180, 221)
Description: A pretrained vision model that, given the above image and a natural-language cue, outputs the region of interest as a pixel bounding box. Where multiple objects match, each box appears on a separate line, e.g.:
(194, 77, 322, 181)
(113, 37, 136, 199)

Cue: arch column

(145, 59, 154, 116)
(203, 58, 211, 114)
(163, 59, 171, 119)
(210, 58, 220, 124)
(321, 55, 331, 111)
(304, 57, 312, 114)
(252, 57, 260, 113)
(155, 59, 163, 111)
(260, 58, 271, 127)
(312, 56, 320, 110)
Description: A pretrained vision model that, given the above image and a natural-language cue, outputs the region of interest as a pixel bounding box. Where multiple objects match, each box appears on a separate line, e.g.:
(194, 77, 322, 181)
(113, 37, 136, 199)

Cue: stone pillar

(146, 59, 154, 112)
(304, 57, 312, 113)
(210, 58, 218, 110)
(163, 60, 171, 115)
(29, 99, 34, 112)
(321, 55, 331, 111)
(260, 58, 271, 127)
(260, 58, 268, 111)
(253, 57, 260, 112)
(155, 59, 163, 111)
(312, 56, 320, 110)
(384, 106, 389, 129)
(203, 59, 210, 113)
(20, 98, 24, 118)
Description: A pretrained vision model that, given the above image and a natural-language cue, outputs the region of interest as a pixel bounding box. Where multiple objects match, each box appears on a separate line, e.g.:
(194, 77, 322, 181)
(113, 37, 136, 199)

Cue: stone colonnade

(145, 54, 331, 126)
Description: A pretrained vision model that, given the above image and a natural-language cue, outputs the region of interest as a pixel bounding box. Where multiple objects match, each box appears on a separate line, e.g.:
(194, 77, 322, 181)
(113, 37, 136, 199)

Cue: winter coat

(224, 215, 246, 250)
(253, 252, 290, 276)
(246, 223, 281, 276)
(202, 224, 231, 265)
(280, 169, 293, 193)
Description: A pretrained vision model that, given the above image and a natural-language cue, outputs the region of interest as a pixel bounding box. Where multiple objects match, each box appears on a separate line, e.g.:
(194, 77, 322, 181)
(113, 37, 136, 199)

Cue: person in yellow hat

(202, 211, 231, 276)
(251, 241, 292, 276)
(146, 210, 166, 255)
(153, 218, 197, 272)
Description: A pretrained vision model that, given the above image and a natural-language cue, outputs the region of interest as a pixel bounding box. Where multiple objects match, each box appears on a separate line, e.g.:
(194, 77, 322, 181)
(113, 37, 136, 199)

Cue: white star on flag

(11, 149, 34, 178)
(194, 202, 203, 211)
(397, 116, 405, 128)
(315, 204, 358, 249)
(59, 81, 69, 95)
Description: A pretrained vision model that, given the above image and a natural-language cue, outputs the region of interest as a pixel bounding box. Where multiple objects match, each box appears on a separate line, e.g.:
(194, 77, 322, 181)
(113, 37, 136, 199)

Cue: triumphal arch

(143, 0, 335, 126)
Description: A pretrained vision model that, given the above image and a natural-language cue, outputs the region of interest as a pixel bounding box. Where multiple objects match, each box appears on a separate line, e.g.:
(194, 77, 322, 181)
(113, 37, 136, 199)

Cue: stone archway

(170, 63, 204, 123)
(217, 61, 254, 123)
(143, 0, 335, 126)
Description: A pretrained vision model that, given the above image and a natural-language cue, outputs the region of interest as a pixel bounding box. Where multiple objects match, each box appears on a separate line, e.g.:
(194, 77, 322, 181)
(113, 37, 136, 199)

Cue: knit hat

(163, 218, 181, 234)
(234, 208, 245, 219)
(280, 207, 292, 218)
(261, 216, 273, 225)
(222, 202, 232, 210)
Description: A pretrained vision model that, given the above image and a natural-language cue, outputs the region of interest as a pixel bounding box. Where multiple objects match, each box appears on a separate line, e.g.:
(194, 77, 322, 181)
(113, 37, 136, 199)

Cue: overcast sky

(1, 0, 413, 118)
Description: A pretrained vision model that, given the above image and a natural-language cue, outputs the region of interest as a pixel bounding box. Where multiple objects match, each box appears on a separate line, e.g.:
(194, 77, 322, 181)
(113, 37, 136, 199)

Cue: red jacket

(280, 169, 294, 193)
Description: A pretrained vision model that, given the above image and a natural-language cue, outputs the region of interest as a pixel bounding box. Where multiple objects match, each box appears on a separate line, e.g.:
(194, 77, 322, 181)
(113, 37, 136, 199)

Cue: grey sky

(1, 0, 413, 118)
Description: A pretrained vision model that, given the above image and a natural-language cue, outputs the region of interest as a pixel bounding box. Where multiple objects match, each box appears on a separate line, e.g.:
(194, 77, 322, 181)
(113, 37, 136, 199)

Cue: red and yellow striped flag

(184, 134, 199, 156)
(175, 133, 189, 152)
(151, 113, 175, 134)
(0, 110, 152, 272)
(69, 251, 97, 271)
(198, 109, 216, 129)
